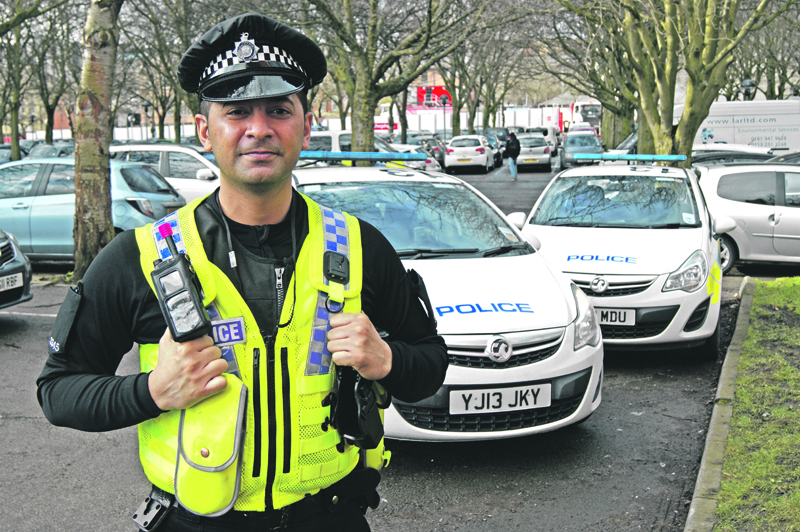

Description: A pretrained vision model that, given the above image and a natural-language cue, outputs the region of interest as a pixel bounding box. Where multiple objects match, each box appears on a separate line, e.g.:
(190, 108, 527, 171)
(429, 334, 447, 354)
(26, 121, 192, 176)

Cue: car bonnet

(527, 226, 708, 275)
(405, 254, 575, 334)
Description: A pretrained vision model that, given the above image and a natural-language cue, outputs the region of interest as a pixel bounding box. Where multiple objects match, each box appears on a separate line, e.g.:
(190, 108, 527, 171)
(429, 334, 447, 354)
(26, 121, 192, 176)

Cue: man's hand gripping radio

(151, 224, 212, 343)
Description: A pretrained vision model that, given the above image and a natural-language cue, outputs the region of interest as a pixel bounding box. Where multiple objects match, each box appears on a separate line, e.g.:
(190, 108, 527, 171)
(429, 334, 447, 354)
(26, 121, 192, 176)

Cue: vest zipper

(252, 347, 262, 477)
(281, 347, 291, 474)
(276, 267, 285, 317)
(265, 333, 278, 509)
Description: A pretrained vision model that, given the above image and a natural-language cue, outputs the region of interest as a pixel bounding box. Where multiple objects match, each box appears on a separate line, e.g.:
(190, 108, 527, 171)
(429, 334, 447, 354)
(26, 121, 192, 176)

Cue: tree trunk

(44, 106, 56, 144)
(173, 97, 181, 142)
(350, 78, 378, 165)
(73, 0, 125, 279)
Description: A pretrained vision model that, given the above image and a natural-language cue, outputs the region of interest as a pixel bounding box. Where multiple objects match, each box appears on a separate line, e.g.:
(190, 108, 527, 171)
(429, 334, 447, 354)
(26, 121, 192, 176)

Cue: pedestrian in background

(506, 132, 521, 180)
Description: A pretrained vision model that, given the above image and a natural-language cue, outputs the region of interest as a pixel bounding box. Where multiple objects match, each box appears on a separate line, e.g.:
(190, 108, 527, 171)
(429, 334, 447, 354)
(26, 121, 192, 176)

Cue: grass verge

(714, 277, 800, 531)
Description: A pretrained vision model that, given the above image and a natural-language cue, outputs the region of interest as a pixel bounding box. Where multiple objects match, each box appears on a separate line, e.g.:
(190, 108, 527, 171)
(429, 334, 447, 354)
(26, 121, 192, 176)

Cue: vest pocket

(174, 373, 248, 517)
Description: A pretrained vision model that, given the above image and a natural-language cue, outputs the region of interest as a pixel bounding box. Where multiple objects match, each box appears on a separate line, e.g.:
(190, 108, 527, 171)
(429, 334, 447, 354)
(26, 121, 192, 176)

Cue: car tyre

(718, 235, 737, 275)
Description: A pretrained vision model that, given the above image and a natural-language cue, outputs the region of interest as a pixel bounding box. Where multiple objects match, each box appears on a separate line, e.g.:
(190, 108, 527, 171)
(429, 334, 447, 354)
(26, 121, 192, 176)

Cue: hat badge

(234, 33, 257, 62)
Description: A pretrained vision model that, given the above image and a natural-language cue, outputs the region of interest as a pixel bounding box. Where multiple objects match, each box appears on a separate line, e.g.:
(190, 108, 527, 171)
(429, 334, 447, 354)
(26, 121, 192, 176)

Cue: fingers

(149, 329, 227, 411)
(328, 312, 392, 381)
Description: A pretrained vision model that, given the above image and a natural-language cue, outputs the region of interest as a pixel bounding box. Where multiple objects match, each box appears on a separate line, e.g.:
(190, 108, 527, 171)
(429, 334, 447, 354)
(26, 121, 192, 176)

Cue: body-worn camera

(151, 224, 212, 343)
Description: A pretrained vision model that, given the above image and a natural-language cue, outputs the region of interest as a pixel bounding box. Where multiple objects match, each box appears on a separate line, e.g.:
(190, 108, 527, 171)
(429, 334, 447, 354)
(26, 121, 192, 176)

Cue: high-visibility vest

(133, 193, 385, 512)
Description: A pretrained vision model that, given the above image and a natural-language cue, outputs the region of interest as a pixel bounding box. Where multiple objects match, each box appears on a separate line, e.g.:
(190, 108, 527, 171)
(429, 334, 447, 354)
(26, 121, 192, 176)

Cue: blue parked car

(0, 228, 33, 310)
(0, 158, 185, 261)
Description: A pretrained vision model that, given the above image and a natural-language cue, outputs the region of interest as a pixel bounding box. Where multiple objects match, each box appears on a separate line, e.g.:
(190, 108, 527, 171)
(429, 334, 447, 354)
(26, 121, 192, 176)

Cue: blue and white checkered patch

(305, 206, 350, 376)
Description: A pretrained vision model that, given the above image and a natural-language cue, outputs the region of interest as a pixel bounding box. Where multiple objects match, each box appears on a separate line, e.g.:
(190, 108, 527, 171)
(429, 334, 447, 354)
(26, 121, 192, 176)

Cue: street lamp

(440, 94, 449, 138)
(741, 79, 756, 101)
(143, 103, 150, 140)
(29, 113, 35, 139)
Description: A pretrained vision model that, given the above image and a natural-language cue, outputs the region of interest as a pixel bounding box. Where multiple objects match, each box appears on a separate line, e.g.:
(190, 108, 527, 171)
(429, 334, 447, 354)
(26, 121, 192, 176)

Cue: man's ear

(302, 112, 313, 150)
(196, 113, 212, 152)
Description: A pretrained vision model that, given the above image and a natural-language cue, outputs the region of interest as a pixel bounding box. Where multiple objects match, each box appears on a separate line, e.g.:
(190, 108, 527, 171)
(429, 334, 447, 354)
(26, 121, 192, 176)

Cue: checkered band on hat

(305, 206, 350, 376)
(201, 44, 307, 83)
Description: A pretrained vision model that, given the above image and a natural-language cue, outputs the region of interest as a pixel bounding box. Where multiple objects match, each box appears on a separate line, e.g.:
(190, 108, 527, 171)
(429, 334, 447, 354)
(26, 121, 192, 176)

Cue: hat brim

(200, 71, 305, 101)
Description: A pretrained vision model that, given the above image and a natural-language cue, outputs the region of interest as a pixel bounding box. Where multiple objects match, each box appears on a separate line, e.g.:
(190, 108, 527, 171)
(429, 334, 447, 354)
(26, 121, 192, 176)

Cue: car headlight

(571, 283, 601, 350)
(663, 249, 707, 293)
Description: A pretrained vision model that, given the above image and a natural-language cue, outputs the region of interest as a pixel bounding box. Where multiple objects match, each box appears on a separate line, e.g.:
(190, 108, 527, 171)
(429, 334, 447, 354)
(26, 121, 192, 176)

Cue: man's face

(196, 94, 311, 192)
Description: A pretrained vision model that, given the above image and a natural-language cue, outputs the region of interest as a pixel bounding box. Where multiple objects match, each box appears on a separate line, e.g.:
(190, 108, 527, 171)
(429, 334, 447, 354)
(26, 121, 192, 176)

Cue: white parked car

(444, 135, 494, 174)
(293, 164, 604, 441)
(698, 163, 800, 274)
(110, 144, 219, 202)
(508, 155, 736, 358)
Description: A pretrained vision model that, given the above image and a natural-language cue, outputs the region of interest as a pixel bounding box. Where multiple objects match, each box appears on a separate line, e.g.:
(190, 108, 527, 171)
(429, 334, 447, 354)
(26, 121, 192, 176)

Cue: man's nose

(246, 109, 275, 138)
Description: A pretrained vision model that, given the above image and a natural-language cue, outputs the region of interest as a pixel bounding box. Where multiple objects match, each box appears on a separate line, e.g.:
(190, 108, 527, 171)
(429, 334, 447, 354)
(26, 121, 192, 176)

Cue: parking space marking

(0, 310, 58, 318)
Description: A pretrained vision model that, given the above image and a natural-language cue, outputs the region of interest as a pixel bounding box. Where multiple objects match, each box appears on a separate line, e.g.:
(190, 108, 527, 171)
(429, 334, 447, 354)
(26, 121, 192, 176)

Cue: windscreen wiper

(645, 223, 693, 228)
(481, 244, 529, 257)
(395, 248, 480, 260)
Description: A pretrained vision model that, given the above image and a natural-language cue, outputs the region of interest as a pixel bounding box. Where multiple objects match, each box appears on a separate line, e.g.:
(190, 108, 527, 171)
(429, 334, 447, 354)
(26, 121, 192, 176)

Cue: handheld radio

(151, 223, 212, 343)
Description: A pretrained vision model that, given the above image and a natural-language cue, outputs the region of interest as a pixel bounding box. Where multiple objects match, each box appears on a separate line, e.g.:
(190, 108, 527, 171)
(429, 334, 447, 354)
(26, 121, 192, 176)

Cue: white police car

(293, 156, 603, 441)
(508, 154, 737, 358)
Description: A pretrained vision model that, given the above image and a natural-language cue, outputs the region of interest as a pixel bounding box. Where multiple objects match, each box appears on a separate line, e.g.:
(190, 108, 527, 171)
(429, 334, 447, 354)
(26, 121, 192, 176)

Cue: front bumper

(0, 238, 33, 311)
(573, 272, 721, 349)
(384, 326, 603, 441)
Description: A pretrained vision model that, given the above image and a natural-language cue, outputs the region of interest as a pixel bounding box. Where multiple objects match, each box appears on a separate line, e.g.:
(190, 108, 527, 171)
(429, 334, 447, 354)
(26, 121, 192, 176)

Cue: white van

(674, 100, 800, 154)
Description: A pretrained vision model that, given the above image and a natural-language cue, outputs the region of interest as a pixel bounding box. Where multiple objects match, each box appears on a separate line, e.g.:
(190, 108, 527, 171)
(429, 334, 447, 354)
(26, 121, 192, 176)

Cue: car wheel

(692, 319, 721, 361)
(718, 235, 738, 275)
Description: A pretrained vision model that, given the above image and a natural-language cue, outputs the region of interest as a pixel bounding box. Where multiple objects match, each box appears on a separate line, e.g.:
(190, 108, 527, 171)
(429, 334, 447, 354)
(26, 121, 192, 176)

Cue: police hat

(177, 13, 327, 102)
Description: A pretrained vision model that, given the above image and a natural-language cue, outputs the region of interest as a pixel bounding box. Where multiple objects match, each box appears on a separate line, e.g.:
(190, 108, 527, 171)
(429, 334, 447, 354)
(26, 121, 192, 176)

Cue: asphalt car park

(3, 184, 745, 532)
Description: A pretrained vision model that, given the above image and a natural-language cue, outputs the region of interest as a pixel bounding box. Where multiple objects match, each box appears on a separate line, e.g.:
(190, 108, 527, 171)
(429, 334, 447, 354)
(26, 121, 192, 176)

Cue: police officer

(37, 13, 447, 531)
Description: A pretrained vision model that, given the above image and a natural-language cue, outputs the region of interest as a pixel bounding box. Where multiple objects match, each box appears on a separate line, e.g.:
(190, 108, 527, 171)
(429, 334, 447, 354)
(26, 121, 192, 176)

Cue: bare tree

(72, 0, 126, 279)
(558, 0, 796, 164)
(293, 0, 495, 157)
(1, 10, 35, 160)
(0, 0, 67, 39)
(32, 2, 82, 143)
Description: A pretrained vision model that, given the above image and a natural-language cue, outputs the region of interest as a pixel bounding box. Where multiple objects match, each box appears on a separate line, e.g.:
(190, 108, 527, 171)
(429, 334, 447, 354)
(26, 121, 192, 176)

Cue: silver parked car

(516, 134, 553, 171)
(698, 163, 800, 274)
(111, 144, 220, 203)
(560, 131, 604, 168)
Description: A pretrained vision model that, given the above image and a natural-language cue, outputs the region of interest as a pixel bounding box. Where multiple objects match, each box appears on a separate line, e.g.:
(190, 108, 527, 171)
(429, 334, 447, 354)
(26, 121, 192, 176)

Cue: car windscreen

(616, 130, 638, 151)
(520, 137, 546, 147)
(532, 175, 701, 228)
(297, 180, 528, 256)
(28, 145, 60, 158)
(450, 138, 480, 148)
(485, 128, 508, 141)
(120, 165, 175, 194)
(566, 135, 600, 148)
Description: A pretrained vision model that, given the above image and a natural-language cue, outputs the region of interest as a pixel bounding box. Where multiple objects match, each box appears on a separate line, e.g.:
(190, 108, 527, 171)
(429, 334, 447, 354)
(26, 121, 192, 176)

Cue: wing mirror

(196, 168, 217, 180)
(506, 212, 527, 229)
(713, 215, 737, 235)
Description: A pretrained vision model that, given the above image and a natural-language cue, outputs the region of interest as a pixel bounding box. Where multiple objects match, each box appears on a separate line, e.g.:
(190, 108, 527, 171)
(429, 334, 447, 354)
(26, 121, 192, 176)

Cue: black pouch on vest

(333, 367, 385, 450)
(48, 282, 83, 355)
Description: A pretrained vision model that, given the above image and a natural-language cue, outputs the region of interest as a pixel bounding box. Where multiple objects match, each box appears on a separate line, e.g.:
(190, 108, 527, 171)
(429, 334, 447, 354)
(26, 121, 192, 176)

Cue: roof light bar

(299, 151, 427, 161)
(573, 154, 687, 162)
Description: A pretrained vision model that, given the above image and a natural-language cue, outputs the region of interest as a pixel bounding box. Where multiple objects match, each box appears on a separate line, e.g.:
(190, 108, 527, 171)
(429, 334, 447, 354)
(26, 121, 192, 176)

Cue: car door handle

(769, 213, 780, 225)
(12, 203, 29, 210)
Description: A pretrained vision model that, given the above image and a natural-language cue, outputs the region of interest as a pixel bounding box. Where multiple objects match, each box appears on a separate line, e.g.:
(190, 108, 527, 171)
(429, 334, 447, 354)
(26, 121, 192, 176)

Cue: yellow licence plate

(458, 158, 471, 162)
(523, 158, 538, 163)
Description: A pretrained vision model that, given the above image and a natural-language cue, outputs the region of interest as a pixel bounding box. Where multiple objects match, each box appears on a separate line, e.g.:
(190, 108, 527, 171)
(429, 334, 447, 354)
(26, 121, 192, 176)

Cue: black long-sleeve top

(37, 190, 448, 432)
